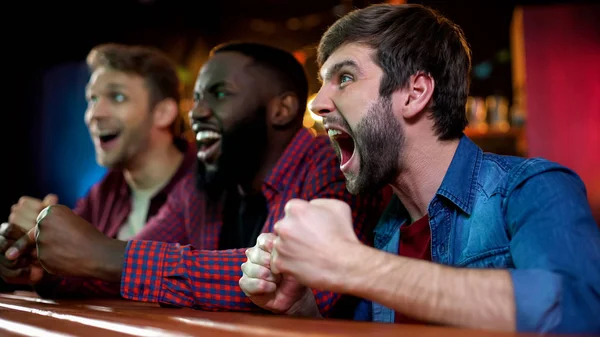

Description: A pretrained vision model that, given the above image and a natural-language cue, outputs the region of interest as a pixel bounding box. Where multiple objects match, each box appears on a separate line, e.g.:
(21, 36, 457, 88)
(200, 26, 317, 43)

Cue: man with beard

(1, 43, 194, 291)
(239, 4, 600, 334)
(4, 42, 388, 316)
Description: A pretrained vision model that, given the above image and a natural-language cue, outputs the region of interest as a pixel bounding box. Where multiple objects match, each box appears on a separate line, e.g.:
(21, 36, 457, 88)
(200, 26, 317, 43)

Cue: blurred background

(2, 0, 599, 222)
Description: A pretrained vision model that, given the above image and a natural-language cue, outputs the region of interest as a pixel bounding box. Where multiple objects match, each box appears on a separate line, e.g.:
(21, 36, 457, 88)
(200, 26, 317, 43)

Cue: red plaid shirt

(37, 129, 389, 316)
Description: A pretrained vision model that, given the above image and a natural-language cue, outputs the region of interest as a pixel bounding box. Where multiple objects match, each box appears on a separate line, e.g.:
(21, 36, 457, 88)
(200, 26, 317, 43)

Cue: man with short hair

(4, 42, 387, 317)
(1, 43, 194, 289)
(239, 4, 600, 334)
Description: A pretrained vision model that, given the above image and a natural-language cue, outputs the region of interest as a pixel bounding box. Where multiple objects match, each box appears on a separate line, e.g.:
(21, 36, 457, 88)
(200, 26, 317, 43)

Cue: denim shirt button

(437, 243, 446, 255)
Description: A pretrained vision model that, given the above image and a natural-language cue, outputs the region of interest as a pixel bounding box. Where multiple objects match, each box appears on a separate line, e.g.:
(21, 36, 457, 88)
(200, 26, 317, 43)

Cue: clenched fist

(9, 194, 58, 231)
(239, 233, 313, 315)
(27, 205, 127, 281)
(270, 198, 361, 291)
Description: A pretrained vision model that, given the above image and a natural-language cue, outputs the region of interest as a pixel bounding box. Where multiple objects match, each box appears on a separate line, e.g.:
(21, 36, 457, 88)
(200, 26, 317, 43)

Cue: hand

(271, 198, 361, 291)
(27, 205, 126, 281)
(9, 194, 58, 231)
(239, 233, 312, 315)
(0, 222, 44, 284)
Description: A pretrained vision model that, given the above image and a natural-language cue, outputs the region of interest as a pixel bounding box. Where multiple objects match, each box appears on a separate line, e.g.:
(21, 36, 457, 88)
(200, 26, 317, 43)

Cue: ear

(267, 92, 299, 128)
(152, 98, 179, 129)
(401, 73, 435, 119)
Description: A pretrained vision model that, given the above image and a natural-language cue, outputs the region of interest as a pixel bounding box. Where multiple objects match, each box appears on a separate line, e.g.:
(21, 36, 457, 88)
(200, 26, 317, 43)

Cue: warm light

(0, 318, 75, 337)
(306, 93, 322, 123)
(0, 303, 191, 337)
(293, 50, 307, 65)
(180, 98, 193, 113)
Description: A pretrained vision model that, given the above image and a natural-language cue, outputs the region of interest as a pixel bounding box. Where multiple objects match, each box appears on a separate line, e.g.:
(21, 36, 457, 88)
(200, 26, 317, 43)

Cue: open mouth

(196, 130, 222, 163)
(96, 131, 121, 149)
(327, 128, 356, 171)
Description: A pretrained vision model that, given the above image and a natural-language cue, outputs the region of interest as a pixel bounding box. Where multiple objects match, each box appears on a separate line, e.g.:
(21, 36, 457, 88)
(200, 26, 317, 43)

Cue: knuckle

(276, 224, 288, 237)
(0, 222, 10, 235)
(257, 280, 271, 292)
(284, 199, 302, 214)
(259, 267, 270, 280)
(256, 234, 266, 246)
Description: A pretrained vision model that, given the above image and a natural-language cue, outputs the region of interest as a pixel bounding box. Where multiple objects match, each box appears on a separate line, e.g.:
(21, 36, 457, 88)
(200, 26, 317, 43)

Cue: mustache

(323, 115, 352, 132)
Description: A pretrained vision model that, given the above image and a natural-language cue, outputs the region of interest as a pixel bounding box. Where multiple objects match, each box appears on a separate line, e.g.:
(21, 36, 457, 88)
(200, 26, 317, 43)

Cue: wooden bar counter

(0, 292, 577, 337)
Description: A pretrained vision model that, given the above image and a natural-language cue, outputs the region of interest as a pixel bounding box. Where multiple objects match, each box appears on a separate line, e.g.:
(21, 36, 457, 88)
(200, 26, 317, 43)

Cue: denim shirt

(354, 135, 600, 334)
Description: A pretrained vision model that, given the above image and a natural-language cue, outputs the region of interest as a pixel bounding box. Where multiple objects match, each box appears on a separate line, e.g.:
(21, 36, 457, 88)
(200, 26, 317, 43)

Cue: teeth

(196, 131, 222, 142)
(327, 129, 343, 137)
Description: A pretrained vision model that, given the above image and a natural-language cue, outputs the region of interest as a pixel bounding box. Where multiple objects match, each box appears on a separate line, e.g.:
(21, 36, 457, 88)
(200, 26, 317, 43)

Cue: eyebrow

(195, 81, 227, 93)
(85, 82, 127, 93)
(320, 60, 361, 82)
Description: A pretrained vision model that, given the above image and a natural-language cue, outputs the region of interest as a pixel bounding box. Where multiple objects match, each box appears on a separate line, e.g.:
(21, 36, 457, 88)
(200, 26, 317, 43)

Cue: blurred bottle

(486, 95, 510, 132)
(466, 96, 488, 133)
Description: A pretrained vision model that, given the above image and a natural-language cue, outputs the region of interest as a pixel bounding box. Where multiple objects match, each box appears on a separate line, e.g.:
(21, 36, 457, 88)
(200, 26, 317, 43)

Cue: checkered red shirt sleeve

(33, 177, 193, 299)
(121, 132, 388, 315)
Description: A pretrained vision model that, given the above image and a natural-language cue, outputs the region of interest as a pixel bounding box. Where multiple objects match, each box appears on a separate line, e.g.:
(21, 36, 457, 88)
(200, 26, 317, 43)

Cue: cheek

(336, 96, 369, 130)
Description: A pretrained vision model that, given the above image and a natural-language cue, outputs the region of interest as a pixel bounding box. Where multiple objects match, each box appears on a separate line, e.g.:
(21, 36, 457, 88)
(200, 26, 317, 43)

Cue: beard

(333, 96, 404, 195)
(196, 107, 268, 198)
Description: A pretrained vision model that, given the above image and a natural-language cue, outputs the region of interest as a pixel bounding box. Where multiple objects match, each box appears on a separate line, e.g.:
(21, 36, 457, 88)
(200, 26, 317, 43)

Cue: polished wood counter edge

(0, 292, 580, 337)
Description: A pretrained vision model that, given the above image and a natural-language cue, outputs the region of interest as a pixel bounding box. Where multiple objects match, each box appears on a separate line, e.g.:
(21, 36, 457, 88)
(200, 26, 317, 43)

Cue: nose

(309, 88, 336, 118)
(189, 99, 213, 122)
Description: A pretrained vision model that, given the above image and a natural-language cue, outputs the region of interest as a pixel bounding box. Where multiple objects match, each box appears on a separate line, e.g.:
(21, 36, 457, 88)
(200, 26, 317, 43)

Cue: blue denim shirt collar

(436, 134, 482, 216)
(374, 134, 481, 239)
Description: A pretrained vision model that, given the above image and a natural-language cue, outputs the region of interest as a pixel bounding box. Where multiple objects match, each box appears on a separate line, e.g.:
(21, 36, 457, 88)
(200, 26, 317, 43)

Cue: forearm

(341, 245, 515, 331)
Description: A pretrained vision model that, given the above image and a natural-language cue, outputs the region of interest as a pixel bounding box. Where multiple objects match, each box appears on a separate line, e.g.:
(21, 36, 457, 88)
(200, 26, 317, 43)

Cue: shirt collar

(435, 134, 482, 215)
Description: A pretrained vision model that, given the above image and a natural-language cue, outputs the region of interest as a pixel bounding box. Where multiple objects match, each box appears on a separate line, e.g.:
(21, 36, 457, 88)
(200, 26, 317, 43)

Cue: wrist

(328, 241, 368, 294)
(88, 238, 127, 282)
(285, 288, 321, 318)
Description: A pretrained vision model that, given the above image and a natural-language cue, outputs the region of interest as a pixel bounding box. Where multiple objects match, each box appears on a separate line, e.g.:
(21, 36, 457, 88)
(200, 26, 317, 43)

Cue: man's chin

(96, 156, 118, 169)
(344, 175, 361, 195)
(345, 173, 386, 196)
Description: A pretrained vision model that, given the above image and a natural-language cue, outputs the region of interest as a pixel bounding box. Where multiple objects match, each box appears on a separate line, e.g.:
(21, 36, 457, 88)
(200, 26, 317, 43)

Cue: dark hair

(210, 42, 309, 124)
(318, 4, 471, 140)
(87, 43, 190, 142)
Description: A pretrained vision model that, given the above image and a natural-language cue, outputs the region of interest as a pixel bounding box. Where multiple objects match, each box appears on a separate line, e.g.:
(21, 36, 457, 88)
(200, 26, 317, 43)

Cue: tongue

(337, 136, 354, 166)
(198, 138, 218, 151)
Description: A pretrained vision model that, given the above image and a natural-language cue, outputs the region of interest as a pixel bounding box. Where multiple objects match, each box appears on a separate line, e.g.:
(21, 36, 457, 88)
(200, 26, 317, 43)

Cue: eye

(214, 90, 228, 100)
(339, 74, 353, 87)
(112, 92, 126, 102)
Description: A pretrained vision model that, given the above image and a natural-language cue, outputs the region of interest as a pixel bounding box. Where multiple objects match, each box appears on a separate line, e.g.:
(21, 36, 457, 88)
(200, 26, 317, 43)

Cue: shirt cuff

(510, 269, 562, 333)
(120, 240, 169, 302)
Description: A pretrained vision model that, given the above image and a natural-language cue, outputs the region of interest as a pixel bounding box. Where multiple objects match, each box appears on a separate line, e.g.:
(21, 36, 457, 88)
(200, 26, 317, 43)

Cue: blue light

(39, 61, 106, 208)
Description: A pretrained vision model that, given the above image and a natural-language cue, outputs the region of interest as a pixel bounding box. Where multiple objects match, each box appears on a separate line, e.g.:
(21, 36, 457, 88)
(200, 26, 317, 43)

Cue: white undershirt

(117, 182, 167, 240)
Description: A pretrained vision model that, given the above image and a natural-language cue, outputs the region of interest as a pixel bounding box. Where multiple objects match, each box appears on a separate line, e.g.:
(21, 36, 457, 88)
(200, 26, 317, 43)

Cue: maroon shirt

(72, 142, 196, 238)
(395, 215, 431, 324)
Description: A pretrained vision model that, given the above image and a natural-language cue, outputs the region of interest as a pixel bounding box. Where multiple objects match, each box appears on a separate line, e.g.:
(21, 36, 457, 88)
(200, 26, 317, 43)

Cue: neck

(243, 127, 300, 195)
(391, 136, 459, 222)
(123, 138, 184, 192)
